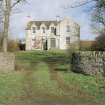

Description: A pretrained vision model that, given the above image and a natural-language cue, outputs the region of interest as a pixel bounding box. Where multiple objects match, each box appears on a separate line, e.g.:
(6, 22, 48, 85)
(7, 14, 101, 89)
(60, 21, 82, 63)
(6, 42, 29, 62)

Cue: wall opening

(50, 38, 56, 49)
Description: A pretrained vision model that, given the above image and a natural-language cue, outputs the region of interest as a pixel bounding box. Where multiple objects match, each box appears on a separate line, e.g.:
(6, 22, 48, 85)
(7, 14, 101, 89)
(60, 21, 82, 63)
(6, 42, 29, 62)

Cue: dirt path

(48, 63, 99, 105)
(9, 70, 68, 105)
(8, 63, 99, 105)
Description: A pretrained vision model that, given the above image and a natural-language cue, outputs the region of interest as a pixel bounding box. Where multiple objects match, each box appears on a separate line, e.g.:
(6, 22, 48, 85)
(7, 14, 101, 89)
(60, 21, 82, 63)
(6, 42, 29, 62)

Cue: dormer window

(32, 27, 36, 33)
(42, 27, 46, 33)
(37, 26, 40, 30)
(66, 25, 70, 32)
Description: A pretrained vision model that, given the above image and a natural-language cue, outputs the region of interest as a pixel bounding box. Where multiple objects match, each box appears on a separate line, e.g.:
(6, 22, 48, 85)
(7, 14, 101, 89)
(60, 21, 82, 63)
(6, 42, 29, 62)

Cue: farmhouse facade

(26, 17, 80, 50)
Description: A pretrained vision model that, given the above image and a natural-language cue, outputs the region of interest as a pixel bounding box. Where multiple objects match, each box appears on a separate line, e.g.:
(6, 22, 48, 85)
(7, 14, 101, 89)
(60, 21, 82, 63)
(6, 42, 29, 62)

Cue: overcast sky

(10, 0, 97, 40)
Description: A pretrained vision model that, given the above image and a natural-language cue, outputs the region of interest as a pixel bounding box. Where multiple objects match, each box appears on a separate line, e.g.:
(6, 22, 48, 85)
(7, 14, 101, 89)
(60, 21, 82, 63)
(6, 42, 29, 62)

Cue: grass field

(0, 50, 105, 105)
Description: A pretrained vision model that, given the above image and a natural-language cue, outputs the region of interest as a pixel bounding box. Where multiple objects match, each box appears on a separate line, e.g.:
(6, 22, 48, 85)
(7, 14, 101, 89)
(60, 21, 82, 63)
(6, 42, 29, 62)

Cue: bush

(8, 40, 19, 52)
(93, 30, 105, 51)
(67, 44, 79, 63)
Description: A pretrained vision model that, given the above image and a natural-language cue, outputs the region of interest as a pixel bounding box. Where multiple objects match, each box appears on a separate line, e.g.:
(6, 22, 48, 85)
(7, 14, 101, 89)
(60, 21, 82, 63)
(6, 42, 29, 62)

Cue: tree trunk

(2, 0, 11, 52)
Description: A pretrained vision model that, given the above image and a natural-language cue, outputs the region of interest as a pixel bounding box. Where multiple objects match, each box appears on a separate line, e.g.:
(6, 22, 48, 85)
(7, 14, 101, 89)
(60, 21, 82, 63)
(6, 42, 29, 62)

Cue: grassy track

(0, 51, 105, 105)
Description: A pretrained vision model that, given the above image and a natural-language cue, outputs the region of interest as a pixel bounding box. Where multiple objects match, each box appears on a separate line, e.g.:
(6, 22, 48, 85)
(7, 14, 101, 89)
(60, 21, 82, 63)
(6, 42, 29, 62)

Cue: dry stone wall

(0, 53, 15, 72)
(72, 51, 105, 75)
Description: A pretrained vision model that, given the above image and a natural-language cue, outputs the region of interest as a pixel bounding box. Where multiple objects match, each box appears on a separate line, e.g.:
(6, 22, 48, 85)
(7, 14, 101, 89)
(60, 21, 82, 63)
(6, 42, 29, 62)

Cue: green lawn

(0, 51, 105, 105)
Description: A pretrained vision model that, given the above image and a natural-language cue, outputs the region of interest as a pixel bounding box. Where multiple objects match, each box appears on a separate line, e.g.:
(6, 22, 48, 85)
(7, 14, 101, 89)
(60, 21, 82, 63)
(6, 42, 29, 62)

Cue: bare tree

(0, 0, 3, 50)
(2, 0, 11, 52)
(2, 0, 27, 52)
(0, 0, 3, 31)
(64, 0, 94, 9)
(92, 0, 105, 27)
(64, 0, 105, 32)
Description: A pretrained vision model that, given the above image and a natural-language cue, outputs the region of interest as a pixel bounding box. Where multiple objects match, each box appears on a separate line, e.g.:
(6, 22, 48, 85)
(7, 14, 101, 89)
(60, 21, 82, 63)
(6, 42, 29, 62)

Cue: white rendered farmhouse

(26, 17, 80, 50)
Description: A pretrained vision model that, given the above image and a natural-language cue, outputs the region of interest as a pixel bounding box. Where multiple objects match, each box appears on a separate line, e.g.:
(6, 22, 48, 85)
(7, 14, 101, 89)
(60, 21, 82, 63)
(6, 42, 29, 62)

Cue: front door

(43, 39, 48, 50)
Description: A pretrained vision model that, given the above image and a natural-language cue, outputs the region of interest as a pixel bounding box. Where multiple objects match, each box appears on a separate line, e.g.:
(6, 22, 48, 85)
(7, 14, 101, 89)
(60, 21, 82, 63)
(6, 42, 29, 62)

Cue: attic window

(32, 27, 36, 33)
(66, 25, 70, 32)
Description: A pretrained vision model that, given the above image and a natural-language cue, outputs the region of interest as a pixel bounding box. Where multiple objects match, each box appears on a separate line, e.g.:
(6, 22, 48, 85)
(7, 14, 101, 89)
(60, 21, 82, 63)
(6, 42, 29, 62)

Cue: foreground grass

(60, 71, 105, 104)
(0, 51, 105, 105)
(0, 63, 99, 105)
(0, 71, 24, 105)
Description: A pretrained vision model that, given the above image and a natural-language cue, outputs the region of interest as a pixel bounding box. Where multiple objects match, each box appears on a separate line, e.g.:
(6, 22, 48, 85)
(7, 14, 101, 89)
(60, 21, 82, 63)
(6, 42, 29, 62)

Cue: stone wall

(72, 51, 105, 75)
(0, 53, 15, 72)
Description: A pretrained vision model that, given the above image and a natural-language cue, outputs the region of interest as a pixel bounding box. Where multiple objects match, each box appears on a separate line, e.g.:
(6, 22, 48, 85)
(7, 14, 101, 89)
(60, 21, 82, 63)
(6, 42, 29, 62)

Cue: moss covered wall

(72, 51, 105, 75)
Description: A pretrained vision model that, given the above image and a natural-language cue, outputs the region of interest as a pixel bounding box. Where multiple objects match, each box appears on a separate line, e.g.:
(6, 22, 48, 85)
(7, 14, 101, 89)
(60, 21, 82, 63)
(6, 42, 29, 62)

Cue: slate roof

(26, 20, 60, 30)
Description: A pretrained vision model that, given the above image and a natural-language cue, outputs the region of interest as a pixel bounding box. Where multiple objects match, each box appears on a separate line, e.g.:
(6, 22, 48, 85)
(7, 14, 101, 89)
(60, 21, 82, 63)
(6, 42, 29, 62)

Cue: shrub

(67, 44, 79, 63)
(93, 30, 105, 51)
(8, 40, 19, 52)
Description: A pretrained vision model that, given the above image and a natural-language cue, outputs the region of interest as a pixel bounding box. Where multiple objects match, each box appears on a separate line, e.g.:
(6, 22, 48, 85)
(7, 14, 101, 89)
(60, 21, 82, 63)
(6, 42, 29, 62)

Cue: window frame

(66, 37, 70, 45)
(66, 25, 70, 32)
(32, 27, 36, 33)
(42, 27, 46, 33)
(51, 27, 55, 33)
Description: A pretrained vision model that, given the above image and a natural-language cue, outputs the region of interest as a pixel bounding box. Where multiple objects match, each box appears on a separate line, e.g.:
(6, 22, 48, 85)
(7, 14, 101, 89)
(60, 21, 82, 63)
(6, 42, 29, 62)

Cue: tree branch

(64, 0, 96, 9)
(71, 0, 93, 8)
(11, 0, 26, 8)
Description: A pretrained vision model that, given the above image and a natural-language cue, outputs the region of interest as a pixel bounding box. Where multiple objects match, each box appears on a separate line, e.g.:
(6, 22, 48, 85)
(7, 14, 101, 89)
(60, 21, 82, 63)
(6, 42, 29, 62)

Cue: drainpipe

(56, 16, 60, 49)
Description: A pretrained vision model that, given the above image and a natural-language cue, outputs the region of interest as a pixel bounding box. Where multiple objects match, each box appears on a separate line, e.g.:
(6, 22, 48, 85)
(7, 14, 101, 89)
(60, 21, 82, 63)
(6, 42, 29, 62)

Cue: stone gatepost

(0, 53, 15, 72)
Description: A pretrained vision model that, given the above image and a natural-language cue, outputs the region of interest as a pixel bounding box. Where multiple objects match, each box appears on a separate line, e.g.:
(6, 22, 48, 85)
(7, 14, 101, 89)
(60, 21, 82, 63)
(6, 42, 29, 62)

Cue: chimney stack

(56, 16, 60, 22)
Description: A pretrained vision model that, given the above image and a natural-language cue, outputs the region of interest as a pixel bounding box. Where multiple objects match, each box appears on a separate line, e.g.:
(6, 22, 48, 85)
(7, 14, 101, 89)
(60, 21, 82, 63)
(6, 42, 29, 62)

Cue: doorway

(43, 39, 48, 50)
(50, 38, 56, 49)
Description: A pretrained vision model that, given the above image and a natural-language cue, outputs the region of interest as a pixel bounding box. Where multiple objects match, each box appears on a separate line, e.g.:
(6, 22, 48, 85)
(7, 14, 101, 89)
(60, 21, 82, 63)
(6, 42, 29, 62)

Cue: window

(54, 28, 57, 35)
(32, 38, 36, 41)
(42, 27, 46, 33)
(32, 38, 36, 47)
(66, 37, 70, 45)
(51, 27, 55, 33)
(32, 27, 36, 33)
(66, 25, 70, 32)
(37, 26, 40, 30)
